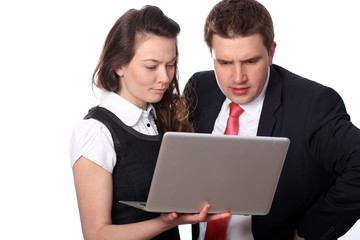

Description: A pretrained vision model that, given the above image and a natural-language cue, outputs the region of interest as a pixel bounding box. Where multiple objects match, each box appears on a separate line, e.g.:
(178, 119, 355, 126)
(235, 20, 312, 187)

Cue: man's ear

(268, 41, 277, 65)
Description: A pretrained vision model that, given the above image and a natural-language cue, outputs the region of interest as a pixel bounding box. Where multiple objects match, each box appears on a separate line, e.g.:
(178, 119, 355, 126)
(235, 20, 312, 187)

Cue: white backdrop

(0, 0, 359, 239)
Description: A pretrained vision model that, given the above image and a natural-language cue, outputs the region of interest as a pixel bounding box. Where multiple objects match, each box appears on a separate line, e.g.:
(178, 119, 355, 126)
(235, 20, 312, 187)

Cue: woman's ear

(115, 67, 124, 77)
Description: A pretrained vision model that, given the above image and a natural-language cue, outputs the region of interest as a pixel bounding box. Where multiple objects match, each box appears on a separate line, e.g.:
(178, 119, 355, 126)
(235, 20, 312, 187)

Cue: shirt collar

(99, 91, 157, 126)
(226, 66, 270, 118)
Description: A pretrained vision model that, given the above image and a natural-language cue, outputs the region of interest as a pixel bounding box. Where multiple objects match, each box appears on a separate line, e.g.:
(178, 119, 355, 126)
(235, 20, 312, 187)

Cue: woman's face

(115, 35, 177, 110)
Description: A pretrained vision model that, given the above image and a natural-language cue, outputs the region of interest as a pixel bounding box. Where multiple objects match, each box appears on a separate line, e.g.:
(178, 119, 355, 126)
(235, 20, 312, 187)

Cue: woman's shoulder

(72, 118, 106, 139)
(69, 118, 116, 173)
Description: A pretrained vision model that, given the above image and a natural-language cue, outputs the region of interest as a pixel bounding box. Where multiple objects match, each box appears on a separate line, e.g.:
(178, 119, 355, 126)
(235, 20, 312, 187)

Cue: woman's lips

(153, 88, 167, 94)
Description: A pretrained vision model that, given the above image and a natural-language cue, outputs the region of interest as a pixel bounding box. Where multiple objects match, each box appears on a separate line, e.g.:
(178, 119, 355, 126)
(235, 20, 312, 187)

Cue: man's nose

(234, 63, 246, 83)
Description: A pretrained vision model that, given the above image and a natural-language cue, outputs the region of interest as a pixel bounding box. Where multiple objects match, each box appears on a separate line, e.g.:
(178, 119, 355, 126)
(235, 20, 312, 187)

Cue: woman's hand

(293, 229, 305, 240)
(160, 203, 231, 228)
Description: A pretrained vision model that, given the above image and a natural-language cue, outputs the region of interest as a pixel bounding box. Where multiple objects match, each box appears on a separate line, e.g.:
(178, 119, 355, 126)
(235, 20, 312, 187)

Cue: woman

(69, 5, 229, 240)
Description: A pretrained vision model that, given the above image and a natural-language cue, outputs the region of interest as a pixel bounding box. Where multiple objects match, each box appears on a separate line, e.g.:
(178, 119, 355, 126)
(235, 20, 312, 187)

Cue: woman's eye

(146, 66, 156, 70)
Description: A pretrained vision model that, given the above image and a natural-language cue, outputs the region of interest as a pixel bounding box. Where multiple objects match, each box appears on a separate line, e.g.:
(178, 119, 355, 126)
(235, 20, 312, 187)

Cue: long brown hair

(92, 5, 193, 133)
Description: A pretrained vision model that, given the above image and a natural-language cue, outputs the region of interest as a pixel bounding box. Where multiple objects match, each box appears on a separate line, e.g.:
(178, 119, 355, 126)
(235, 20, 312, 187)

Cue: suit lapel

(199, 86, 225, 133)
(257, 65, 282, 136)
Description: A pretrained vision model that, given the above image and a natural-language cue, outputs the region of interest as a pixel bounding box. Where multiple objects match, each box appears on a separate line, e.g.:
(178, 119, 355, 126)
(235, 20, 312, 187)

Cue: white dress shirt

(198, 67, 270, 240)
(69, 90, 158, 173)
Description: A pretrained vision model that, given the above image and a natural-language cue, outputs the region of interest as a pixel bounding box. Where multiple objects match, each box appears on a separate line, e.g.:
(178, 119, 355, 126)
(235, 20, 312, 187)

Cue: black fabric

(185, 65, 360, 240)
(85, 106, 180, 240)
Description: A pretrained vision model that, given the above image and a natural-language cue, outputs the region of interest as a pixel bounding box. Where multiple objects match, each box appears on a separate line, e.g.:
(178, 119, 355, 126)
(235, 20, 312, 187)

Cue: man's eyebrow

(215, 58, 233, 63)
(242, 56, 261, 62)
(215, 56, 261, 63)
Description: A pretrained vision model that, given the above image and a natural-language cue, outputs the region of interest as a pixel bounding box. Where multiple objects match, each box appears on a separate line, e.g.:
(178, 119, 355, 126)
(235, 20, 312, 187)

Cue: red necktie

(204, 102, 243, 240)
(224, 102, 244, 135)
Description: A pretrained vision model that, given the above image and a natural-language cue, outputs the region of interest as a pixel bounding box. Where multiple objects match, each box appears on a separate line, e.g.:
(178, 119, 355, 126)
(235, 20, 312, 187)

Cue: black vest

(85, 106, 180, 239)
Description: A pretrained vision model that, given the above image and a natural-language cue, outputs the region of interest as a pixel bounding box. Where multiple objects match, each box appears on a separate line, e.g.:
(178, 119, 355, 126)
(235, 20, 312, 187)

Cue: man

(184, 0, 360, 239)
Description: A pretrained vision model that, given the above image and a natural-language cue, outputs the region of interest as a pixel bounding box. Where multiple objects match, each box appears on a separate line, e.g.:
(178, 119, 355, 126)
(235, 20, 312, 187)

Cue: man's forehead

(211, 34, 267, 59)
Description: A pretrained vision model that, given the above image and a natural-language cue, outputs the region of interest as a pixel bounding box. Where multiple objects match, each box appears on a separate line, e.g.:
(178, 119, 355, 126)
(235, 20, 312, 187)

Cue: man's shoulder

(188, 70, 217, 90)
(191, 70, 216, 81)
(184, 70, 223, 104)
(271, 64, 326, 90)
(270, 64, 341, 103)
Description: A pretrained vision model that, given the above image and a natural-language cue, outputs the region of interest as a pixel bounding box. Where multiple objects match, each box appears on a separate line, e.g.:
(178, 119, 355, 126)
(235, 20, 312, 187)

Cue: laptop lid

(119, 132, 289, 215)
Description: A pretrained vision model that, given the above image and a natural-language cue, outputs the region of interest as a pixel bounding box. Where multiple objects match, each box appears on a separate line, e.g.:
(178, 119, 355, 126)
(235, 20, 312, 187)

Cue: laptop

(119, 132, 290, 215)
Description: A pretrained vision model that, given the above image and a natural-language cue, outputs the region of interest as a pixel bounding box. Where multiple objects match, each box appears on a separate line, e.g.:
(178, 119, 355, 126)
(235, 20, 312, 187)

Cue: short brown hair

(204, 0, 274, 51)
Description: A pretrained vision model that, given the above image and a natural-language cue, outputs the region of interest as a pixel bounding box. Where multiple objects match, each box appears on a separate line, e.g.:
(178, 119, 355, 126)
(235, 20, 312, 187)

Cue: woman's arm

(73, 156, 230, 240)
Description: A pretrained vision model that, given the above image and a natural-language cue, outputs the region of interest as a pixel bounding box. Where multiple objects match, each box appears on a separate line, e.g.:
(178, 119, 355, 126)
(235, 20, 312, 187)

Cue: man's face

(211, 33, 276, 105)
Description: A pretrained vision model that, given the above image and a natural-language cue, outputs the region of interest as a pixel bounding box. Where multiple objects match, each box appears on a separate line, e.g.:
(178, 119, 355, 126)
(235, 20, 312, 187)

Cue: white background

(1, 0, 359, 239)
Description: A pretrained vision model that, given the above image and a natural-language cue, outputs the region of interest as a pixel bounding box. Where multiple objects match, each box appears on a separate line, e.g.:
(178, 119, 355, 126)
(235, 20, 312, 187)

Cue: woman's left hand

(160, 202, 231, 227)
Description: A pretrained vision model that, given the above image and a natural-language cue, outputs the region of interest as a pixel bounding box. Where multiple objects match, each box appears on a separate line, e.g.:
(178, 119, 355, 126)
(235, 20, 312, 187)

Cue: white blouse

(69, 91, 158, 173)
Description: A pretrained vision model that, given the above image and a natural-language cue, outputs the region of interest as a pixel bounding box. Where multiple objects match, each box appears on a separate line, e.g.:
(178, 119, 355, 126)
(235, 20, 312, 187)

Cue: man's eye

(245, 58, 259, 64)
(219, 61, 231, 65)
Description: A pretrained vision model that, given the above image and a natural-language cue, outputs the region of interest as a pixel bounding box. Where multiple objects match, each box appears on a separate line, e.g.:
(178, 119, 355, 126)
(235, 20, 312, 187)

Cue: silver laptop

(119, 132, 290, 215)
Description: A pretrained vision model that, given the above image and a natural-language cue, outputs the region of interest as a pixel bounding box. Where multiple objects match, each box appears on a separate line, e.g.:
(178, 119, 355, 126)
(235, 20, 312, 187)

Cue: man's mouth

(231, 87, 249, 95)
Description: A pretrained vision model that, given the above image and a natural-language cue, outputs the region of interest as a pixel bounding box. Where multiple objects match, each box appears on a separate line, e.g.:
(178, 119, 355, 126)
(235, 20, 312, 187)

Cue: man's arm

(298, 86, 360, 239)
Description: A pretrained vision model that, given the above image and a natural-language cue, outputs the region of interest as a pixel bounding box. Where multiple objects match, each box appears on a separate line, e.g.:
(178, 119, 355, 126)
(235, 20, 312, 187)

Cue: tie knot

(229, 102, 244, 117)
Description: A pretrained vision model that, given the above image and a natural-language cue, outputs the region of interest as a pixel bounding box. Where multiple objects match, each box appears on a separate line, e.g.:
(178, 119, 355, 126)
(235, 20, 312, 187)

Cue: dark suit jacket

(184, 64, 360, 240)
